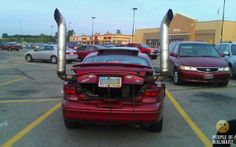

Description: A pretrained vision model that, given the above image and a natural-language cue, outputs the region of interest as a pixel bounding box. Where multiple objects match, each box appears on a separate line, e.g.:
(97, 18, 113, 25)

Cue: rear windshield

(83, 55, 150, 66)
(231, 45, 236, 55)
(179, 43, 220, 57)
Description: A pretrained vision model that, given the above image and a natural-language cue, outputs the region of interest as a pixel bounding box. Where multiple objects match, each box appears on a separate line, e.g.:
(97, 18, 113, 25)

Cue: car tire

(26, 54, 33, 62)
(64, 120, 80, 129)
(148, 117, 163, 132)
(218, 81, 229, 86)
(173, 69, 181, 85)
(51, 56, 57, 64)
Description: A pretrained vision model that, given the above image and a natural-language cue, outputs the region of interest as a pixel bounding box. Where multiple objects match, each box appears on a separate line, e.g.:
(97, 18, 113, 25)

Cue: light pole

(220, 0, 226, 43)
(132, 8, 137, 43)
(50, 25, 54, 36)
(91, 17, 96, 45)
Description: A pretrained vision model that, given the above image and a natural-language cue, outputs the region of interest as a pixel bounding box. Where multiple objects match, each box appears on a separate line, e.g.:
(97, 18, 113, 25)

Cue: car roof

(173, 41, 209, 44)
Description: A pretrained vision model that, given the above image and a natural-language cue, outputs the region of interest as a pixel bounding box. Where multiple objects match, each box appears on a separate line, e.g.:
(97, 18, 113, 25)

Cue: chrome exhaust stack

(160, 9, 173, 77)
(54, 8, 73, 80)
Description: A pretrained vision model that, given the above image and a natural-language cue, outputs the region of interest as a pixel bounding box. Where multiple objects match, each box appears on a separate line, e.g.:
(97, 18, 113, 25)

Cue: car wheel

(173, 69, 181, 85)
(26, 54, 33, 62)
(64, 120, 80, 129)
(51, 56, 57, 64)
(218, 81, 229, 86)
(148, 117, 163, 132)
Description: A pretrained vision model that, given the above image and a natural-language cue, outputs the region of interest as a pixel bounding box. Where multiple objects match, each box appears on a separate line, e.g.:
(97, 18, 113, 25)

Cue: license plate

(98, 77, 121, 88)
(204, 74, 214, 79)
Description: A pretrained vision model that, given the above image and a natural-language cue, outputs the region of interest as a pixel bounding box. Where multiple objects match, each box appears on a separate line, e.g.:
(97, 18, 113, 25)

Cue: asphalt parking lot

(1, 49, 236, 147)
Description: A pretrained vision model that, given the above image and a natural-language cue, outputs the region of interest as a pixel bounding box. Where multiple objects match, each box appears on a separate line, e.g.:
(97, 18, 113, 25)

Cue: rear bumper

(62, 100, 163, 124)
(179, 70, 230, 83)
(66, 54, 78, 61)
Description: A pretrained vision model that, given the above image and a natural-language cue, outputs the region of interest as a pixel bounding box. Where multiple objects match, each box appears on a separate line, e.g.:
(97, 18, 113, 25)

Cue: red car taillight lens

(64, 82, 78, 101)
(64, 82, 87, 101)
(142, 83, 163, 104)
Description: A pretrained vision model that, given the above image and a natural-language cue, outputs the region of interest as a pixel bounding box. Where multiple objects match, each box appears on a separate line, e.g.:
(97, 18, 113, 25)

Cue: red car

(127, 43, 159, 59)
(63, 47, 165, 132)
(54, 8, 173, 132)
(168, 41, 230, 85)
(0, 42, 22, 51)
(77, 45, 104, 61)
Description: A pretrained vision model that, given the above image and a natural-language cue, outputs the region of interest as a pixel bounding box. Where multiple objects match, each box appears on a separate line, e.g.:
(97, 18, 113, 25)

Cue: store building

(134, 13, 236, 47)
(69, 32, 132, 45)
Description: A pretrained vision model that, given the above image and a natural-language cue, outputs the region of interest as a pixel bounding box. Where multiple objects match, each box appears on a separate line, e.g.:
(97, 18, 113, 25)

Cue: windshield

(140, 43, 150, 48)
(179, 43, 220, 57)
(83, 55, 150, 66)
(231, 45, 236, 55)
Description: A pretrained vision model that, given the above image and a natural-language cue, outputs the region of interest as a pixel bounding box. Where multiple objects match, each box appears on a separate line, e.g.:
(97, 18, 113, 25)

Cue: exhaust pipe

(54, 8, 73, 80)
(160, 9, 173, 76)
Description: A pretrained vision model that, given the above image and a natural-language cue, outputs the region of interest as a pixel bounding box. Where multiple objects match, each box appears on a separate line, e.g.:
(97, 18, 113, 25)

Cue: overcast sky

(0, 0, 235, 36)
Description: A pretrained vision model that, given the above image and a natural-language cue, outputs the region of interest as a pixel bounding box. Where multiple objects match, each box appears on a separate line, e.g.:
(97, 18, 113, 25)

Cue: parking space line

(1, 102, 61, 147)
(0, 98, 60, 104)
(165, 89, 212, 147)
(0, 77, 26, 87)
(229, 82, 236, 87)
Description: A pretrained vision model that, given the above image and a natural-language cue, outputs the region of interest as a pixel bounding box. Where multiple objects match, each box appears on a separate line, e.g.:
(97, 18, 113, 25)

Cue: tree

(67, 29, 75, 42)
(2, 33, 8, 38)
(116, 29, 121, 34)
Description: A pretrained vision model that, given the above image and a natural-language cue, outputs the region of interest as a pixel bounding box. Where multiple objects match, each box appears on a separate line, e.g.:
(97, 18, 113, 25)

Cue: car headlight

(179, 66, 197, 71)
(218, 67, 230, 71)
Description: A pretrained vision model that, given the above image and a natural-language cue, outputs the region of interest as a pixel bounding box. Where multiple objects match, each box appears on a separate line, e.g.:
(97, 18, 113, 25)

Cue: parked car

(25, 44, 78, 63)
(77, 45, 104, 60)
(0, 42, 22, 51)
(62, 47, 165, 132)
(168, 41, 230, 85)
(216, 42, 236, 77)
(126, 43, 159, 59)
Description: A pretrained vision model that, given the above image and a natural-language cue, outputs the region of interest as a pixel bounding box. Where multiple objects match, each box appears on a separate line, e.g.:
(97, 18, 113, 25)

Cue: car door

(224, 45, 232, 63)
(168, 43, 178, 76)
(32, 46, 45, 60)
(42, 46, 54, 60)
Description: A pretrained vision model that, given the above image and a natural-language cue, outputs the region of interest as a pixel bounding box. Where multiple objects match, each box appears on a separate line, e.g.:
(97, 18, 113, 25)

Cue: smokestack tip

(54, 8, 61, 25)
(167, 9, 173, 24)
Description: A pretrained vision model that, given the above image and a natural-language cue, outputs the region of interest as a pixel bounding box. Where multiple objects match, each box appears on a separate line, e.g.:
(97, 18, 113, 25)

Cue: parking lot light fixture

(91, 17, 96, 45)
(132, 8, 138, 43)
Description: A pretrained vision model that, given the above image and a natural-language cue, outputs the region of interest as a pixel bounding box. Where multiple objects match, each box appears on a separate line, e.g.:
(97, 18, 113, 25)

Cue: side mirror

(223, 51, 229, 56)
(169, 52, 177, 57)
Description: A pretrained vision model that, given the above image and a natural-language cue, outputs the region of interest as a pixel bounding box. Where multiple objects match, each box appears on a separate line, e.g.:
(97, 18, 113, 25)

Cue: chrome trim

(54, 8, 73, 80)
(160, 9, 173, 75)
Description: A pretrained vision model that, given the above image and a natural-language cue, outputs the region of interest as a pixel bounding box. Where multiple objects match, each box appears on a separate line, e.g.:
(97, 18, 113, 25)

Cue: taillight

(64, 82, 78, 101)
(142, 83, 162, 104)
(144, 89, 159, 97)
(66, 52, 76, 55)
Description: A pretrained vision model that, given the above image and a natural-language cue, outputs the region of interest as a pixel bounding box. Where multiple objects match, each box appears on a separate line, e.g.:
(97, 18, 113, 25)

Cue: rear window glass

(83, 55, 150, 66)
(179, 43, 220, 57)
(231, 45, 236, 55)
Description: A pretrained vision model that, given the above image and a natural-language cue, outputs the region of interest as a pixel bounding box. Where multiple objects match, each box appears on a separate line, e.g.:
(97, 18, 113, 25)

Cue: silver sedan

(25, 44, 78, 64)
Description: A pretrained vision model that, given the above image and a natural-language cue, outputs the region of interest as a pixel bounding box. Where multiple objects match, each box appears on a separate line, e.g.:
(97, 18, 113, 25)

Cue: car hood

(178, 57, 228, 67)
